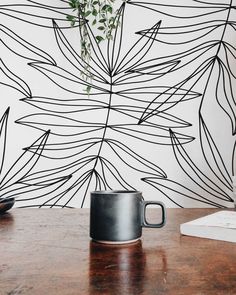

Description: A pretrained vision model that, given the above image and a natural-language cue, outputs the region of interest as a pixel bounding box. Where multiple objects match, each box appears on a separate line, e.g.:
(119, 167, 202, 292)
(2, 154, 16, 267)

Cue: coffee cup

(90, 190, 166, 244)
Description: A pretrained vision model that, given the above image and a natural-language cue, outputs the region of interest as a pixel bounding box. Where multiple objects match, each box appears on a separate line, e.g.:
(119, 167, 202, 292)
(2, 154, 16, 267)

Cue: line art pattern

(0, 0, 235, 208)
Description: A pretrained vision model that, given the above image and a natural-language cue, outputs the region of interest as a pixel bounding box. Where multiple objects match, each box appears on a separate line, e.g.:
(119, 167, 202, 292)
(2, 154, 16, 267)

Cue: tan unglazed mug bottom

(92, 238, 140, 245)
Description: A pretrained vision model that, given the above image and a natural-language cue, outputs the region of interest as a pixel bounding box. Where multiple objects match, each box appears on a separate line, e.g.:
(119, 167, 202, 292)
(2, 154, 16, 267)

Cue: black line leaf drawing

(1, 0, 234, 208)
(142, 177, 225, 208)
(142, 115, 233, 208)
(0, 58, 31, 97)
(0, 108, 8, 179)
(129, 1, 230, 19)
(112, 20, 162, 76)
(199, 114, 232, 190)
(233, 140, 236, 176)
(129, 1, 236, 135)
(0, 108, 71, 206)
(215, 57, 236, 135)
(0, 25, 56, 65)
(130, 0, 236, 208)
(14, 1, 198, 207)
(28, 61, 102, 95)
(0, 1, 74, 28)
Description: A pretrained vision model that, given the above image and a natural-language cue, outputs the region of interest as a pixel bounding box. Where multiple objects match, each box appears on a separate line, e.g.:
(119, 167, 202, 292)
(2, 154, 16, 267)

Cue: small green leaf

(86, 85, 92, 94)
(66, 0, 120, 95)
(102, 4, 109, 11)
(92, 9, 98, 16)
(67, 15, 76, 26)
(109, 17, 115, 23)
(66, 15, 74, 21)
(69, 0, 77, 8)
(84, 10, 91, 17)
(107, 6, 113, 14)
(96, 36, 104, 43)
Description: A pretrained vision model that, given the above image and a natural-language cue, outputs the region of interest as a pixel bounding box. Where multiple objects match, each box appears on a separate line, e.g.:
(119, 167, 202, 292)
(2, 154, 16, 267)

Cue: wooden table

(0, 208, 236, 295)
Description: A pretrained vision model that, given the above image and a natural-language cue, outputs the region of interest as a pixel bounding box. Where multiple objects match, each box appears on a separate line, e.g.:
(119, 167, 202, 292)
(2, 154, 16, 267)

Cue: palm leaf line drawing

(129, 0, 230, 19)
(0, 2, 75, 29)
(52, 20, 109, 85)
(10, 2, 198, 207)
(133, 0, 235, 129)
(0, 58, 31, 97)
(136, 3, 235, 126)
(0, 108, 8, 178)
(0, 24, 56, 65)
(199, 114, 232, 190)
(0, 108, 70, 205)
(139, 57, 213, 123)
(170, 129, 230, 201)
(142, 117, 232, 208)
(215, 57, 236, 134)
(142, 177, 226, 208)
(136, 21, 234, 46)
(0, 0, 234, 207)
(140, 0, 235, 207)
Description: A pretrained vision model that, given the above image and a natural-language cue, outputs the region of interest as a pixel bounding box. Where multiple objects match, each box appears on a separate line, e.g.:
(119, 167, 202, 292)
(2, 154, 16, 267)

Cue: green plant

(67, 0, 120, 93)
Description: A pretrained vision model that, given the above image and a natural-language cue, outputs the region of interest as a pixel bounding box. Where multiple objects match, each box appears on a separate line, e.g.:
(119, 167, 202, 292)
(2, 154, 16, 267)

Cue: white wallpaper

(0, 0, 235, 208)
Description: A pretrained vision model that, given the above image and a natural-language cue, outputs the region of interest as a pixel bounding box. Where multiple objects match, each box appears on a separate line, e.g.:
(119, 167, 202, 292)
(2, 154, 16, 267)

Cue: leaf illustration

(116, 86, 201, 103)
(129, 1, 229, 19)
(215, 57, 236, 135)
(199, 114, 232, 189)
(8, 0, 235, 208)
(16, 2, 200, 207)
(113, 61, 179, 85)
(109, 104, 191, 129)
(1, 174, 70, 201)
(138, 20, 228, 45)
(138, 84, 203, 124)
(0, 107, 9, 178)
(52, 20, 108, 84)
(0, 108, 71, 204)
(22, 96, 109, 114)
(142, 177, 227, 208)
(141, 123, 233, 207)
(105, 138, 167, 177)
(113, 21, 162, 75)
(0, 25, 56, 64)
(16, 113, 105, 137)
(0, 59, 31, 96)
(0, 3, 74, 28)
(29, 62, 108, 94)
(24, 137, 104, 160)
(110, 123, 194, 145)
(170, 129, 231, 200)
(222, 41, 236, 79)
(0, 129, 50, 189)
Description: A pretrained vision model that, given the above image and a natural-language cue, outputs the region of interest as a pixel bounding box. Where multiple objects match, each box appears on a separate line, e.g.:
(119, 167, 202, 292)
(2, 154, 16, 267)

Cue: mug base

(92, 238, 140, 245)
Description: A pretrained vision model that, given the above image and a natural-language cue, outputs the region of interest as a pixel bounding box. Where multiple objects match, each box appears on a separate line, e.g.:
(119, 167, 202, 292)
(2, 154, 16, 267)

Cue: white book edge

(180, 210, 236, 243)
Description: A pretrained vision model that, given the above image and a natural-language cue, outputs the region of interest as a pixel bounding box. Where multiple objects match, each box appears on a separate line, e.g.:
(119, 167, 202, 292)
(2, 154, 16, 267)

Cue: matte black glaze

(90, 190, 166, 243)
(0, 198, 15, 214)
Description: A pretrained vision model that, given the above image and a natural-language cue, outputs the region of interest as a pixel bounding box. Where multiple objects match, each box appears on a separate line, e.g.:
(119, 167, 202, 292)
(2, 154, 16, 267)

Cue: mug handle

(141, 201, 166, 228)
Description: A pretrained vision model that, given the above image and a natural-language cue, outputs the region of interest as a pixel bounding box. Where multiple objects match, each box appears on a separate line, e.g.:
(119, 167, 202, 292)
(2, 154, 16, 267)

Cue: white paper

(186, 211, 236, 229)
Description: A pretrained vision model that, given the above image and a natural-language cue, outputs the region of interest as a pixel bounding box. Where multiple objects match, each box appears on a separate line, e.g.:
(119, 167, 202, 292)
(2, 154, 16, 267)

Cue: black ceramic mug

(90, 190, 166, 244)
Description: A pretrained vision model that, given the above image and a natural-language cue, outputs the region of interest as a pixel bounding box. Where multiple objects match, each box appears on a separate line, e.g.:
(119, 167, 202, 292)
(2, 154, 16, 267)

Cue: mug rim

(91, 190, 141, 194)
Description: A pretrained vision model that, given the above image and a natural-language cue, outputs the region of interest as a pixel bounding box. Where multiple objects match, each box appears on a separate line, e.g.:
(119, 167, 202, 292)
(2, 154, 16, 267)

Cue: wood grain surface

(0, 208, 236, 295)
